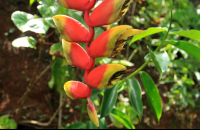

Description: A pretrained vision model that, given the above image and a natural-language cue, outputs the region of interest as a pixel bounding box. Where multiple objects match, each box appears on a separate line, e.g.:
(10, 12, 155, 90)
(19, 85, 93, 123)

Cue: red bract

(86, 64, 127, 90)
(62, 39, 90, 70)
(89, 25, 145, 58)
(89, 0, 132, 27)
(56, 0, 90, 11)
(53, 0, 145, 127)
(64, 81, 92, 99)
(53, 15, 89, 43)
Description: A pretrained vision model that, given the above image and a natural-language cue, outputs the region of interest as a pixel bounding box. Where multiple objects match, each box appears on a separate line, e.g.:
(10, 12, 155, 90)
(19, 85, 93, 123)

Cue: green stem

(118, 0, 174, 84)
(79, 99, 86, 122)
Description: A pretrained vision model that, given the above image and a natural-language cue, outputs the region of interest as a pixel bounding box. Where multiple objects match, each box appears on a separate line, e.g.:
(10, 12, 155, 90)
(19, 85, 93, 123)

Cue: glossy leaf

(126, 78, 143, 121)
(167, 40, 200, 60)
(140, 71, 162, 122)
(110, 109, 135, 129)
(100, 85, 119, 118)
(130, 27, 167, 45)
(12, 36, 36, 49)
(170, 30, 200, 42)
(49, 43, 65, 58)
(65, 122, 86, 129)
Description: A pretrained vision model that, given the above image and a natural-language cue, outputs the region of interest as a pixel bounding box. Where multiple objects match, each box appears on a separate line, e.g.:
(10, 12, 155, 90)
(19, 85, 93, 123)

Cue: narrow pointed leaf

(148, 47, 162, 77)
(110, 109, 135, 129)
(167, 40, 200, 60)
(130, 27, 167, 45)
(140, 71, 162, 122)
(100, 85, 119, 118)
(170, 30, 200, 42)
(126, 78, 143, 121)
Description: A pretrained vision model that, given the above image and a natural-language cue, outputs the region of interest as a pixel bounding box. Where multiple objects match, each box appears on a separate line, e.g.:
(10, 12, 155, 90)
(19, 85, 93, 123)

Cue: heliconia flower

(64, 81, 92, 99)
(89, 0, 132, 27)
(53, 15, 89, 43)
(62, 39, 90, 70)
(86, 64, 126, 90)
(87, 99, 99, 127)
(88, 25, 145, 58)
(56, 0, 90, 11)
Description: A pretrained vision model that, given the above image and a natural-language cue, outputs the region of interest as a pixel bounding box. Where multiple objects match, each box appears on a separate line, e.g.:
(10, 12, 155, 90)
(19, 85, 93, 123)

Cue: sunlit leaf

(140, 71, 162, 122)
(170, 30, 200, 42)
(11, 11, 34, 32)
(167, 40, 200, 60)
(30, 0, 35, 6)
(110, 109, 135, 129)
(12, 36, 36, 48)
(130, 27, 167, 45)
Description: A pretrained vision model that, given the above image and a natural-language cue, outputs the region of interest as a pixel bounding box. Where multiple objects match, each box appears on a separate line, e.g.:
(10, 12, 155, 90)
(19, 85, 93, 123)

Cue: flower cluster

(53, 0, 144, 127)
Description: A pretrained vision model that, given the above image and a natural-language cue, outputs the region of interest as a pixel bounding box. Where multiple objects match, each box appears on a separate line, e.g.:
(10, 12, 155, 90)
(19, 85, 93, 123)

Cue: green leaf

(45, 17, 55, 27)
(147, 47, 162, 77)
(49, 43, 64, 58)
(100, 85, 119, 118)
(52, 58, 69, 92)
(37, 5, 53, 17)
(94, 27, 104, 39)
(99, 118, 108, 129)
(140, 71, 162, 122)
(167, 40, 200, 60)
(65, 122, 86, 129)
(86, 121, 98, 129)
(126, 78, 143, 121)
(130, 27, 167, 45)
(145, 51, 171, 76)
(30, 0, 35, 6)
(110, 109, 135, 129)
(170, 30, 200, 42)
(12, 36, 36, 48)
(11, 11, 34, 32)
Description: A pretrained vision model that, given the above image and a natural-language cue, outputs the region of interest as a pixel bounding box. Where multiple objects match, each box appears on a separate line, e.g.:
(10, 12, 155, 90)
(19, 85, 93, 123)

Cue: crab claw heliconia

(64, 81, 92, 99)
(88, 25, 145, 58)
(62, 39, 90, 70)
(86, 64, 126, 90)
(53, 15, 89, 43)
(56, 0, 96, 11)
(89, 0, 132, 27)
(87, 98, 99, 127)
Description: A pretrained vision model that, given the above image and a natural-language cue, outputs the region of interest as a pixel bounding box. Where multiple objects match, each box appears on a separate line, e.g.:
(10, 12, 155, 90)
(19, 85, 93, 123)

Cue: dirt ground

(0, 0, 200, 129)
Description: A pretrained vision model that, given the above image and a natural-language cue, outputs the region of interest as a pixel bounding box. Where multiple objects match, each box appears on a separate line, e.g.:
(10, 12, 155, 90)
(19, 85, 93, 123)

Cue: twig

(58, 89, 63, 129)
(131, 0, 137, 18)
(9, 59, 54, 117)
(19, 101, 64, 127)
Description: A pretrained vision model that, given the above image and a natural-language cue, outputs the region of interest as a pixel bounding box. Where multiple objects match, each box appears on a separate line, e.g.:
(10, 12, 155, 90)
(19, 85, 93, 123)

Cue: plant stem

(119, 0, 173, 83)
